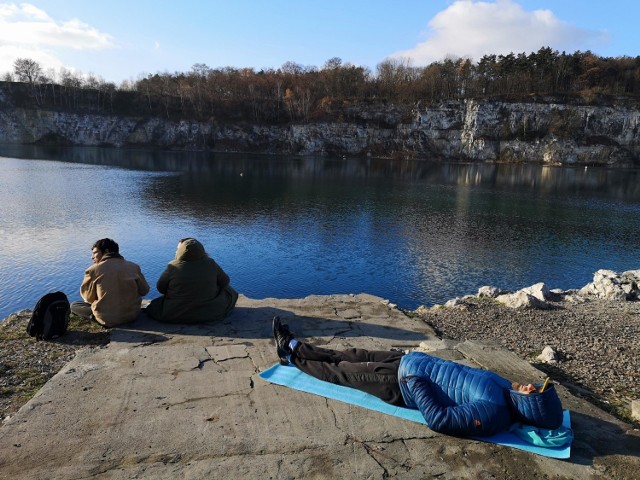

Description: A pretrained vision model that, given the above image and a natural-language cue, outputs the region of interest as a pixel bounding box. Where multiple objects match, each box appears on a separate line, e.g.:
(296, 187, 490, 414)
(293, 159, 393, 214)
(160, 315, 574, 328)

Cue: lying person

(272, 317, 564, 437)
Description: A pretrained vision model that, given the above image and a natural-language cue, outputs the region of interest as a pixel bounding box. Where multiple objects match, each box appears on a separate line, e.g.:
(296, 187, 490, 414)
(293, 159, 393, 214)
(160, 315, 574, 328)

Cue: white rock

(563, 293, 588, 304)
(580, 269, 635, 301)
(415, 305, 430, 315)
(595, 269, 618, 280)
(521, 282, 550, 302)
(632, 400, 640, 422)
(537, 346, 559, 364)
(622, 270, 640, 283)
(444, 297, 465, 307)
(477, 286, 503, 298)
(496, 291, 548, 309)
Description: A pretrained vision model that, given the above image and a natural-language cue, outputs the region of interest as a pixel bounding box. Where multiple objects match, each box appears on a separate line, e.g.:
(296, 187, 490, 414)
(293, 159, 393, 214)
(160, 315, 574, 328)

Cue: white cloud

(0, 2, 115, 75)
(0, 45, 65, 75)
(389, 0, 610, 65)
(16, 3, 50, 21)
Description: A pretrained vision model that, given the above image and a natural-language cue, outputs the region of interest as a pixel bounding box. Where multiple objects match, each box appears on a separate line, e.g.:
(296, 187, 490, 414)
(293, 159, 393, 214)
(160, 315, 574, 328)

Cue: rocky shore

(413, 269, 640, 424)
(1, 290, 640, 478)
(1, 269, 639, 425)
(415, 297, 640, 423)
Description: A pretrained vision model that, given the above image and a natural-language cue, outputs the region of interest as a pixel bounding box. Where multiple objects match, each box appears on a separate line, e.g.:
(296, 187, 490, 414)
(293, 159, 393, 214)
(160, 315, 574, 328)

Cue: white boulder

(521, 282, 551, 302)
(537, 346, 559, 364)
(477, 286, 504, 298)
(579, 269, 639, 300)
(496, 291, 548, 309)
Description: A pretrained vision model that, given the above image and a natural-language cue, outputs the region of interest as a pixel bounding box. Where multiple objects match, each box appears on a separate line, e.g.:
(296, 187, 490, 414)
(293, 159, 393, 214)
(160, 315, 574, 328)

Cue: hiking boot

(272, 316, 294, 365)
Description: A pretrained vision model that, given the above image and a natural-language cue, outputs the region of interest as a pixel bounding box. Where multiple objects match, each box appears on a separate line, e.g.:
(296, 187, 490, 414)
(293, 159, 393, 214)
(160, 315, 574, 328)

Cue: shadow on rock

(51, 329, 110, 347)
(110, 306, 429, 344)
(570, 410, 640, 465)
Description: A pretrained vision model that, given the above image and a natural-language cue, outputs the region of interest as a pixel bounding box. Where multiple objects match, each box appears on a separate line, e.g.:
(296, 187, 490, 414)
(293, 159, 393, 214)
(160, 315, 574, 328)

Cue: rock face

(430, 100, 640, 166)
(0, 108, 217, 150)
(0, 94, 639, 165)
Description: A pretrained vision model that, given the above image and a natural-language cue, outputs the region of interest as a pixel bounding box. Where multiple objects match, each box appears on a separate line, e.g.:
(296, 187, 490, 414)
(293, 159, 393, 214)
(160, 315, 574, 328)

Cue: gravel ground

(0, 311, 109, 421)
(412, 296, 640, 423)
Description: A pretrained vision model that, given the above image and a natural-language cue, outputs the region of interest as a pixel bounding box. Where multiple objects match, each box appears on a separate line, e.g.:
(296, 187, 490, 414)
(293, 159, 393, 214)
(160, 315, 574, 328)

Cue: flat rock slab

(1, 294, 639, 479)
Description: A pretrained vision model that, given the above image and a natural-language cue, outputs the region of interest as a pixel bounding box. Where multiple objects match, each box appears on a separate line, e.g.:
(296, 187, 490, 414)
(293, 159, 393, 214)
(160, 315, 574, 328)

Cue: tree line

(4, 47, 640, 124)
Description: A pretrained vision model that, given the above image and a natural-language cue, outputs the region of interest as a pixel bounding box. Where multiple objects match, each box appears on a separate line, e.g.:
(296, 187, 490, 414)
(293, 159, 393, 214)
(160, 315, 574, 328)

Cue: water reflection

(0, 145, 639, 320)
(3, 144, 640, 199)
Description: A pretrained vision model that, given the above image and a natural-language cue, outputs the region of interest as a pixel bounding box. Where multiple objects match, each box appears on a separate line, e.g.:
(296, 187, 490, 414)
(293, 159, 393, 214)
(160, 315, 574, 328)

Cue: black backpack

(27, 292, 71, 340)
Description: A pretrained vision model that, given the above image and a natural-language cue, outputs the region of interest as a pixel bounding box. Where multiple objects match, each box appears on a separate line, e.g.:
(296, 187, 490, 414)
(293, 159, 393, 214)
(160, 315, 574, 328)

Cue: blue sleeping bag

(398, 352, 563, 437)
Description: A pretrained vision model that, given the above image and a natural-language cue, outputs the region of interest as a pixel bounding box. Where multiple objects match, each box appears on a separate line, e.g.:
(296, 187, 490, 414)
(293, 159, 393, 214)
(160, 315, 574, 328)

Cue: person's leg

(291, 342, 405, 406)
(70, 301, 100, 325)
(144, 296, 164, 321)
(292, 342, 402, 364)
(70, 301, 92, 319)
(223, 286, 239, 317)
(271, 316, 404, 405)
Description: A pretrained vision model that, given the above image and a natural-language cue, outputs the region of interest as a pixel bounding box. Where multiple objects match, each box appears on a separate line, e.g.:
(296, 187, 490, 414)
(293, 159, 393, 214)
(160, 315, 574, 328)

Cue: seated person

(272, 317, 564, 438)
(146, 238, 238, 324)
(71, 238, 150, 327)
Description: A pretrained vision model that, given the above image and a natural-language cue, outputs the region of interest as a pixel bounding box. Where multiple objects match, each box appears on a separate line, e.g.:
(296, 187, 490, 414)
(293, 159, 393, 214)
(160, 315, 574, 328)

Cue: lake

(1, 145, 639, 321)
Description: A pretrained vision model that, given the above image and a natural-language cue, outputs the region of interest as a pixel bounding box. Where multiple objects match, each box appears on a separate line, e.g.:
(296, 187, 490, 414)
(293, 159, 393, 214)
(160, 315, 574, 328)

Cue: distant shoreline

(0, 98, 638, 166)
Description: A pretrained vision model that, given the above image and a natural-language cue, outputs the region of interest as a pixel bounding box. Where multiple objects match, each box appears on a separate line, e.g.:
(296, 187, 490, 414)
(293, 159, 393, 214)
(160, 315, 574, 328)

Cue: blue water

(1, 145, 639, 320)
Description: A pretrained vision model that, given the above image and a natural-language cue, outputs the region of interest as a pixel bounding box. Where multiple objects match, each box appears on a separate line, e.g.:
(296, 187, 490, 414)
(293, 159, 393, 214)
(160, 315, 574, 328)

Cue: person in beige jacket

(70, 238, 150, 327)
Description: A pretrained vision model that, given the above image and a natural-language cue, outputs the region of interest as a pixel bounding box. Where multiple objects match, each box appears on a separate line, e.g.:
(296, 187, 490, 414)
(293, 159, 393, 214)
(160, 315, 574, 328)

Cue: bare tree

(13, 58, 42, 84)
(98, 80, 116, 111)
(376, 57, 418, 99)
(323, 57, 342, 70)
(58, 67, 83, 108)
(119, 78, 136, 91)
(281, 61, 305, 76)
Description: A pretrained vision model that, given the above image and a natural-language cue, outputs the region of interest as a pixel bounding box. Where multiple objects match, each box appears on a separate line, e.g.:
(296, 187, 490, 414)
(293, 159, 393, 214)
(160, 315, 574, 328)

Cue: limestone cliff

(0, 98, 638, 165)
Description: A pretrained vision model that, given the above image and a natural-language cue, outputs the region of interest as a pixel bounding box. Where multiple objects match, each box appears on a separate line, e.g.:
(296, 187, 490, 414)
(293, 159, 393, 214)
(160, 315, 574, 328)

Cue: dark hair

(92, 238, 119, 254)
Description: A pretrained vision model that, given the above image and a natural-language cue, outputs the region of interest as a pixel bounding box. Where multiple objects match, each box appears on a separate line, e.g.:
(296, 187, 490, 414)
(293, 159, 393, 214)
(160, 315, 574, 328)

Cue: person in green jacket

(146, 238, 238, 323)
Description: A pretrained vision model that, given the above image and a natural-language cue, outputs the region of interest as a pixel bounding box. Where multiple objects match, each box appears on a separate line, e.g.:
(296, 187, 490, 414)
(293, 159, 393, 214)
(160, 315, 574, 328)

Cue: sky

(0, 0, 637, 85)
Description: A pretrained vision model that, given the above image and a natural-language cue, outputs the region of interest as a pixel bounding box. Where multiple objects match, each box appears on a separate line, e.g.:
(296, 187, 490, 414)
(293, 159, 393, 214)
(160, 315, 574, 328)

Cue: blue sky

(0, 0, 637, 85)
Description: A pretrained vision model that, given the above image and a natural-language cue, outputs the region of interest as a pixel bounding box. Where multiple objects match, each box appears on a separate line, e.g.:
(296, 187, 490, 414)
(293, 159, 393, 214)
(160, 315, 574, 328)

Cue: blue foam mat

(259, 363, 571, 459)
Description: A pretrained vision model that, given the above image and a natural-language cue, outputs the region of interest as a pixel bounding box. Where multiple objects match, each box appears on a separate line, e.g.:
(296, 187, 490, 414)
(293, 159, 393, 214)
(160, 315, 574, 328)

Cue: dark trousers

(70, 301, 101, 326)
(291, 343, 405, 406)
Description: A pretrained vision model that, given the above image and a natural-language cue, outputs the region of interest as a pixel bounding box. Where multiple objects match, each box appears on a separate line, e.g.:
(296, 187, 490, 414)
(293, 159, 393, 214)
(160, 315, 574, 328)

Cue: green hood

(175, 238, 207, 262)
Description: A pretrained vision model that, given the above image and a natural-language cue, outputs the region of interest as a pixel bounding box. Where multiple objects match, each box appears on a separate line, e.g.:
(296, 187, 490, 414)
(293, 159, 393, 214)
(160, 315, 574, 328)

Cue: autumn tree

(376, 58, 419, 100)
(4, 49, 639, 124)
(189, 63, 210, 116)
(280, 61, 306, 76)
